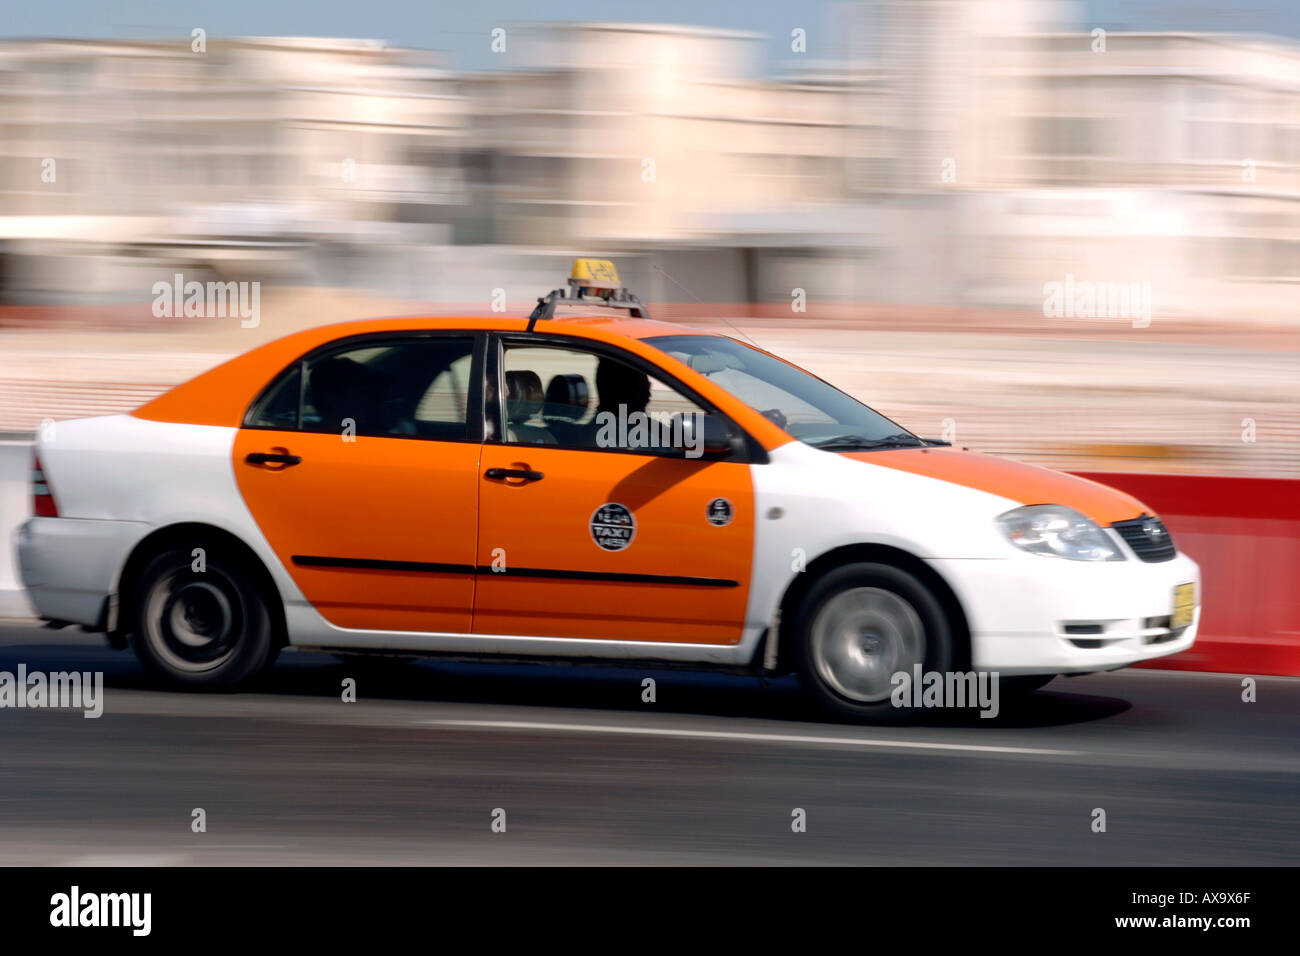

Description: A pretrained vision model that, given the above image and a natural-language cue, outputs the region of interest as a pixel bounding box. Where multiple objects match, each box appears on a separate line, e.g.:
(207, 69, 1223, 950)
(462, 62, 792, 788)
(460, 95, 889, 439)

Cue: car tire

(794, 562, 954, 723)
(129, 547, 276, 689)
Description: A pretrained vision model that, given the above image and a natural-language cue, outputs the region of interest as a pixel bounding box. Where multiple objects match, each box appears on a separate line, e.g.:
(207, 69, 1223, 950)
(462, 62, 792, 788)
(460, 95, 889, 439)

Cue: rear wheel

(795, 562, 954, 723)
(129, 547, 275, 688)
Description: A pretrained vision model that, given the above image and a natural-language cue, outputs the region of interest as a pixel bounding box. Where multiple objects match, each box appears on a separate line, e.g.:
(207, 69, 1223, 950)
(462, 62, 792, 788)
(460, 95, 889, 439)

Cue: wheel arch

(771, 543, 972, 675)
(113, 522, 288, 649)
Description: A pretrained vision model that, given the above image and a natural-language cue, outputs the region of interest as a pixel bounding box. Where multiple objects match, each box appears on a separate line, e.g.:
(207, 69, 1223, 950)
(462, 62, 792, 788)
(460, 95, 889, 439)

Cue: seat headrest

(543, 373, 590, 422)
(505, 369, 544, 423)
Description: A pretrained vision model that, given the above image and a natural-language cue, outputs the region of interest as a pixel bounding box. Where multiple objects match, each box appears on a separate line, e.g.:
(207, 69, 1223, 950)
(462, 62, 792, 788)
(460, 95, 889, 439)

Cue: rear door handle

(485, 467, 544, 483)
(246, 452, 302, 466)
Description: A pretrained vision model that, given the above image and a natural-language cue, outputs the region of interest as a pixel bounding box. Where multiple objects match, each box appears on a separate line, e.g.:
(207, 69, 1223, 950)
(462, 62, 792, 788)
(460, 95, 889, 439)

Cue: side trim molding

(291, 555, 738, 588)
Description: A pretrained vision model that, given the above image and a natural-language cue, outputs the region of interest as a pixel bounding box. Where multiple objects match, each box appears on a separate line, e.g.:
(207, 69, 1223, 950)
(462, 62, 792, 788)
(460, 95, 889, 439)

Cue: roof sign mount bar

(527, 258, 651, 331)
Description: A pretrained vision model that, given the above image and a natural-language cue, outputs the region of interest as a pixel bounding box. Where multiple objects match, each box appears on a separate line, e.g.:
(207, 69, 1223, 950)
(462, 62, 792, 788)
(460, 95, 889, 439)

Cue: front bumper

(929, 550, 1201, 675)
(15, 517, 148, 628)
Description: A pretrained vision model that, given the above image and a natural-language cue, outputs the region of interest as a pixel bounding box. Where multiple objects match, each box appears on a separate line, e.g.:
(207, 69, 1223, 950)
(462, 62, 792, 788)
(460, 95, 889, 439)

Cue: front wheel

(129, 547, 276, 688)
(795, 562, 954, 723)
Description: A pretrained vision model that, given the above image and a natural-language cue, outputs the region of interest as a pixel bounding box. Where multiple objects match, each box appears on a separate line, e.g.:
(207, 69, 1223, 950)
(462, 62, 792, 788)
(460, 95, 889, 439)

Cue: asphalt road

(0, 620, 1295, 865)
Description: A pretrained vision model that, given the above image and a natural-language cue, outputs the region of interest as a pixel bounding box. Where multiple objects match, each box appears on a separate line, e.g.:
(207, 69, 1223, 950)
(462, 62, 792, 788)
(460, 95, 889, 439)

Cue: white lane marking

(425, 719, 1081, 756)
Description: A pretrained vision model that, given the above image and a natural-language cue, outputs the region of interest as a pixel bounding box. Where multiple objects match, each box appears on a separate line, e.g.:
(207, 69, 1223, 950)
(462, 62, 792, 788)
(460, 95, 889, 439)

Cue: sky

(3, 0, 1298, 72)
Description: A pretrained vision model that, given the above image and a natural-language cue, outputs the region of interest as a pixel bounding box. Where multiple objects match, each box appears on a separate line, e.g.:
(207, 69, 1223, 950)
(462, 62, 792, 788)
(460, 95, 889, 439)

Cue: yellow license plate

(1171, 583, 1196, 629)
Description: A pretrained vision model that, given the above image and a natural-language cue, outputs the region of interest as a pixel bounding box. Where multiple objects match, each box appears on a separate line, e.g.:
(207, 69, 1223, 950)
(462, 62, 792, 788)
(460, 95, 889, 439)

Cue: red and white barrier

(1074, 472, 1300, 676)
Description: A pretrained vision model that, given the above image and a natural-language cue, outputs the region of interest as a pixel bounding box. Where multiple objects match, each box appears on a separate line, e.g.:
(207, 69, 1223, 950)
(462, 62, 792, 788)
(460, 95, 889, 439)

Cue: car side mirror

(679, 413, 732, 460)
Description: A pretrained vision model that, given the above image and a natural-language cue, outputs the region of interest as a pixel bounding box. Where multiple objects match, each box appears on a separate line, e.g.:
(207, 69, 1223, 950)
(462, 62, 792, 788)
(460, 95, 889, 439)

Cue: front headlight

(996, 505, 1124, 561)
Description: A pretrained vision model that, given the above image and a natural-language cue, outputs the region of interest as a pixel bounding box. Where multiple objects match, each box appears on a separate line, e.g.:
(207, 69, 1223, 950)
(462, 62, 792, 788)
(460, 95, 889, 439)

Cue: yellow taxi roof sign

(570, 258, 621, 289)
(530, 257, 649, 326)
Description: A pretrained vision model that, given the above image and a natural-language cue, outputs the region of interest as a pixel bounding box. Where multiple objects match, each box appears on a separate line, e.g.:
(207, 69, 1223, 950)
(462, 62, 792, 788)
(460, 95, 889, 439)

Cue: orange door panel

(474, 446, 753, 643)
(234, 429, 480, 631)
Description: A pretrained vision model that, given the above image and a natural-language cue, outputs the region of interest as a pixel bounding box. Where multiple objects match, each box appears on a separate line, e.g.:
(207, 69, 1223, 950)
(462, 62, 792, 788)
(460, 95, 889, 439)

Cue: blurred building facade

(0, 1, 1297, 319)
(0, 36, 464, 299)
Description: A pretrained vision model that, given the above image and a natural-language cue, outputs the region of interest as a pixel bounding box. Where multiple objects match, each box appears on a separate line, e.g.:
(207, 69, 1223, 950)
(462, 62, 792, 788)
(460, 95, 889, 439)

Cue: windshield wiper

(809, 432, 926, 451)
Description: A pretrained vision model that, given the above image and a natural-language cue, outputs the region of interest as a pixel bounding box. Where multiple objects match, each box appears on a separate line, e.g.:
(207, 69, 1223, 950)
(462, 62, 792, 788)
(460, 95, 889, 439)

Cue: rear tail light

(32, 452, 59, 517)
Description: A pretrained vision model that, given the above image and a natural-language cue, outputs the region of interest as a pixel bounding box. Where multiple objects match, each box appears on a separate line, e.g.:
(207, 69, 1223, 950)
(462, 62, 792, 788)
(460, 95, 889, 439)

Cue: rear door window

(248, 336, 479, 441)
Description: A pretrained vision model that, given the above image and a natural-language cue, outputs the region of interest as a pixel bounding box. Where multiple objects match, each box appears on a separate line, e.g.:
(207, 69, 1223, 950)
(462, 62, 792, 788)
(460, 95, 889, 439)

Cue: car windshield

(644, 334, 923, 450)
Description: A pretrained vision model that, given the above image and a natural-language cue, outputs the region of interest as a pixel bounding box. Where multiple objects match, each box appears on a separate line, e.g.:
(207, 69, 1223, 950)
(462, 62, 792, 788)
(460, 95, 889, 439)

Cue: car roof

(132, 312, 725, 428)
(537, 313, 703, 339)
(299, 312, 705, 340)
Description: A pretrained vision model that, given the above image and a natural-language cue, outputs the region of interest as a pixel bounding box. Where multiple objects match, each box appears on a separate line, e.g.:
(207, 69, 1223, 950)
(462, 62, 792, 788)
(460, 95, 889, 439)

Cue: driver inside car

(579, 357, 657, 451)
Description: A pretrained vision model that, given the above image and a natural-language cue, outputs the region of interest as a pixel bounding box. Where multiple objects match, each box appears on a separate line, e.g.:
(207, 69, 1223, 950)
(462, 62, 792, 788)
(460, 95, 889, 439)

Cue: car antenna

(651, 263, 763, 349)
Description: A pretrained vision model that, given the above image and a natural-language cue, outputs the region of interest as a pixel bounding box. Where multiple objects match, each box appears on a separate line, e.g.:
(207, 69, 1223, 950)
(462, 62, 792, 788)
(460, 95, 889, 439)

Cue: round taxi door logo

(591, 503, 636, 552)
(706, 497, 733, 527)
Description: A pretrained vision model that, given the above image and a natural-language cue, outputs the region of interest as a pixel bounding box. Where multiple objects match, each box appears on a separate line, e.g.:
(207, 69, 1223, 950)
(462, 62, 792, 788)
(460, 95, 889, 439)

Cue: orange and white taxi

(16, 260, 1199, 719)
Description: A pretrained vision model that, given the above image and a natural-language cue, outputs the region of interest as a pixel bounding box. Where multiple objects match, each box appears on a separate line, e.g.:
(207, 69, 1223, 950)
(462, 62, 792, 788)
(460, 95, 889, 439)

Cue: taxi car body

(16, 261, 1200, 719)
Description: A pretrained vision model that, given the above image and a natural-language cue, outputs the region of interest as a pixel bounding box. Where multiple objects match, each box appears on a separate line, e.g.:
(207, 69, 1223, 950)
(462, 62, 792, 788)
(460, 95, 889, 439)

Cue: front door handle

(246, 452, 302, 466)
(485, 467, 544, 483)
